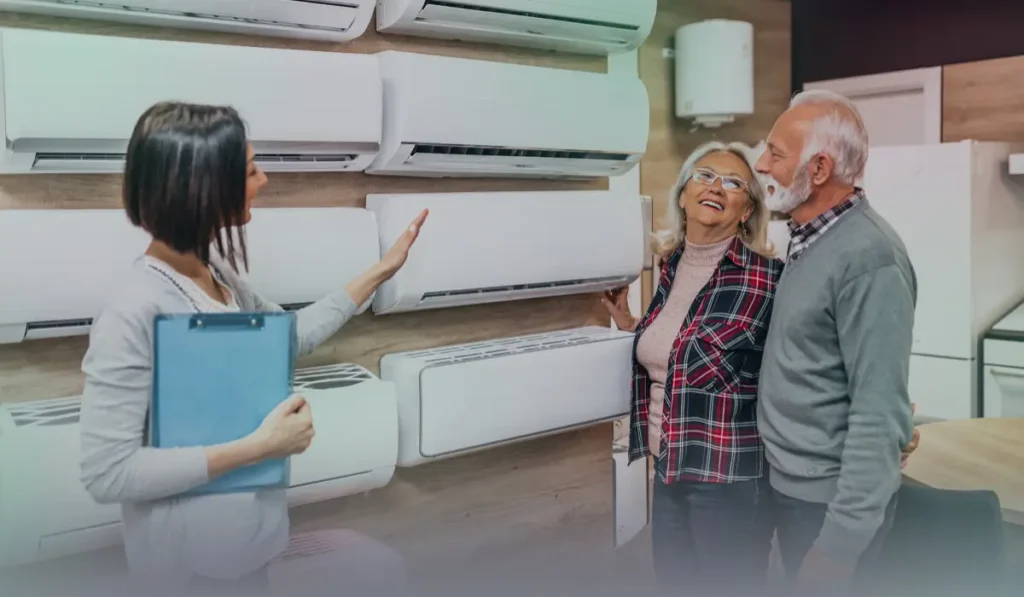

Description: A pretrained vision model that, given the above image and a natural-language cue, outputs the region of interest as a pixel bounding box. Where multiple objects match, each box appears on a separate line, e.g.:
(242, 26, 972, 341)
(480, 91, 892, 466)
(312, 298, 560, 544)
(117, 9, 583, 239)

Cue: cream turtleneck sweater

(636, 235, 734, 457)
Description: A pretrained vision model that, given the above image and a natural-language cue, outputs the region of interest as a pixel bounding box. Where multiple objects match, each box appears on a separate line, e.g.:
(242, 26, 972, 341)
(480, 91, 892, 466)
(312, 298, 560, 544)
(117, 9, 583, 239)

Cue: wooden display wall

(0, 0, 794, 581)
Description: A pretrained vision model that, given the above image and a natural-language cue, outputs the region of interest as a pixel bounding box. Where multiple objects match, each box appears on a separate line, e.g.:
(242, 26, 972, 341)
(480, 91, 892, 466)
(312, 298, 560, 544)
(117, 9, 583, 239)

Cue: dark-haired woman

(78, 102, 427, 594)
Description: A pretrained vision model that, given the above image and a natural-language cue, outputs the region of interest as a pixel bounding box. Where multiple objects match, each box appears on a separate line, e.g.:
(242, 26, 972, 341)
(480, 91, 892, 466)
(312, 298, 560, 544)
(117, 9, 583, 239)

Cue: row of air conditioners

(0, 329, 634, 567)
(0, 1, 656, 56)
(0, 27, 650, 177)
(0, 190, 651, 344)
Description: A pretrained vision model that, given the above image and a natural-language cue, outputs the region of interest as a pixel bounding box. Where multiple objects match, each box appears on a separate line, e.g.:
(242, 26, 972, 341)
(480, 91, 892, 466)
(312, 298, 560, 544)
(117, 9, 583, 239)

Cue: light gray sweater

(757, 200, 916, 559)
(79, 254, 358, 588)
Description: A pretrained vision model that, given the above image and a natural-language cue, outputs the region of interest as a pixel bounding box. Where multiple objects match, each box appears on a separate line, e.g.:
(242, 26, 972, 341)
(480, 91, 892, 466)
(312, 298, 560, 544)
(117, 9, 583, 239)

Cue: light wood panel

(943, 55, 1024, 142)
(639, 0, 791, 233)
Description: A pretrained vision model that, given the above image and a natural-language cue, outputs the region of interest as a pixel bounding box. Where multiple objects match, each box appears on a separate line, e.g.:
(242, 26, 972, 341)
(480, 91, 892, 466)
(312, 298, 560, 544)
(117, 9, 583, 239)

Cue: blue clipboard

(150, 311, 298, 496)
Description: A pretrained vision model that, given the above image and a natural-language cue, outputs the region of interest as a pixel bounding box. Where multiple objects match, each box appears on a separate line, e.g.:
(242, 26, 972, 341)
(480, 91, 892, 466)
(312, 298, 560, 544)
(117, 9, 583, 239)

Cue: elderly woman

(603, 140, 781, 593)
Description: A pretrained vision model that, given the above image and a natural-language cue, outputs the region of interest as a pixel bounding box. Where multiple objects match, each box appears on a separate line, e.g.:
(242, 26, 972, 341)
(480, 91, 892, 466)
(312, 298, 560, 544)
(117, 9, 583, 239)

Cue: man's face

(755, 107, 815, 215)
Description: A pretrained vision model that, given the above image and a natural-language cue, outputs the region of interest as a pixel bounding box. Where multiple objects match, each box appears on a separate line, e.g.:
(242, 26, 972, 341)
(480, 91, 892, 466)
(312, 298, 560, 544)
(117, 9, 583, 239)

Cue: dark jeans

(772, 487, 898, 593)
(651, 476, 774, 595)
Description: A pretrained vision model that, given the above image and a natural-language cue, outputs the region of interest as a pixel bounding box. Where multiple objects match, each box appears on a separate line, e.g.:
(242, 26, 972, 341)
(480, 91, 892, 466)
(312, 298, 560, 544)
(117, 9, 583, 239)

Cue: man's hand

(901, 403, 920, 469)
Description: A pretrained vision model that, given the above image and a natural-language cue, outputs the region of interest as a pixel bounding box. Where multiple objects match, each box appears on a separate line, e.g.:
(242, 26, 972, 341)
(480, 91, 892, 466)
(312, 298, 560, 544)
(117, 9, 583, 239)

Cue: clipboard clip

(189, 313, 266, 331)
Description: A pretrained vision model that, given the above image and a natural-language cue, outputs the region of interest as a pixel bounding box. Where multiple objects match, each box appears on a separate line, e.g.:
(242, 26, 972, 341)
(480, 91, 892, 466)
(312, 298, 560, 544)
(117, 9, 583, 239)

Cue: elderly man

(753, 89, 917, 591)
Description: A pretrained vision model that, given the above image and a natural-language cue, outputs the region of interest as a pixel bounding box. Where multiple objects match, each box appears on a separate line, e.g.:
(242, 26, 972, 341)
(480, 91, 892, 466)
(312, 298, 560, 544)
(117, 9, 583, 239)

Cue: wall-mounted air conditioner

(0, 396, 124, 567)
(0, 207, 380, 344)
(380, 326, 634, 467)
(366, 51, 649, 179)
(376, 0, 656, 56)
(365, 190, 645, 314)
(0, 364, 397, 567)
(286, 363, 398, 507)
(0, 28, 382, 174)
(0, 1, 377, 43)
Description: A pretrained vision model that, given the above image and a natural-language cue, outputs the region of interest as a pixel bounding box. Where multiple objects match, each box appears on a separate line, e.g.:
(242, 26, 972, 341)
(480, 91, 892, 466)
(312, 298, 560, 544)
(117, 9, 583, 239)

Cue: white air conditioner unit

(0, 1, 377, 43)
(0, 28, 382, 174)
(0, 396, 124, 567)
(286, 363, 398, 507)
(376, 0, 656, 56)
(366, 190, 645, 314)
(0, 364, 398, 567)
(380, 326, 634, 467)
(366, 50, 649, 179)
(0, 206, 380, 344)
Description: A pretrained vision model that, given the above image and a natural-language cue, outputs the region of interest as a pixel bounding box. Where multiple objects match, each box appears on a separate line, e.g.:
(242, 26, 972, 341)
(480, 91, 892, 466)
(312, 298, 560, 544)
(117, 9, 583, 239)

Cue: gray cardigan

(79, 254, 358, 587)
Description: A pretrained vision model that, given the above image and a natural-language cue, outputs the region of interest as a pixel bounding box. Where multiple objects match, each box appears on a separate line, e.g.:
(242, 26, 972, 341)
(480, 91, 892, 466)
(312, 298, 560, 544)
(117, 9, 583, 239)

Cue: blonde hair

(652, 140, 775, 258)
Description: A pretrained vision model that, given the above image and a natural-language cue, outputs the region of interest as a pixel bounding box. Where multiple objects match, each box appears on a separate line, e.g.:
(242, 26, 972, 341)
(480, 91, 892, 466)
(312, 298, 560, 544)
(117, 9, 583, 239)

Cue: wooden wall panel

(943, 55, 1024, 142)
(0, 2, 791, 582)
(639, 0, 791, 235)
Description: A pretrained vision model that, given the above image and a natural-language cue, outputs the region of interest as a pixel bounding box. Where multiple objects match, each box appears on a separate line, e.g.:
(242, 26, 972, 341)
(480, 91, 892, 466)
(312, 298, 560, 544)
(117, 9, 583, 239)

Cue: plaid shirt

(786, 189, 864, 261)
(628, 236, 784, 483)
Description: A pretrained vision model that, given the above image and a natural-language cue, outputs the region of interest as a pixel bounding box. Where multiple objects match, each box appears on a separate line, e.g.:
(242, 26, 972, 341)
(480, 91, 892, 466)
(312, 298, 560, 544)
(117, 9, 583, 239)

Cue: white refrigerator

(771, 141, 1024, 420)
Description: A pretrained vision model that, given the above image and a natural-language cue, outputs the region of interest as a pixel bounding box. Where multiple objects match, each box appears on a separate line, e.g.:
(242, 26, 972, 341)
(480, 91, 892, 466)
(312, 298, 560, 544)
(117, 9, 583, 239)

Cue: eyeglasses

(691, 168, 749, 192)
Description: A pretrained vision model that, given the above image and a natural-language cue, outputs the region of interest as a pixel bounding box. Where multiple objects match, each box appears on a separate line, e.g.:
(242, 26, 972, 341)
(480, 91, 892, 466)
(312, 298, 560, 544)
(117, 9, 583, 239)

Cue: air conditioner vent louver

(405, 327, 617, 366)
(420, 1, 640, 32)
(25, 318, 94, 331)
(421, 275, 626, 302)
(292, 363, 376, 391)
(7, 397, 83, 428)
(410, 143, 632, 162)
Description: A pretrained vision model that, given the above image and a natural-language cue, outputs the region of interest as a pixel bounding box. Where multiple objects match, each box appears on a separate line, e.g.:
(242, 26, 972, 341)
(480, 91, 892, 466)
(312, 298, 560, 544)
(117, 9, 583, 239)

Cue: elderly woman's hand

(601, 287, 637, 332)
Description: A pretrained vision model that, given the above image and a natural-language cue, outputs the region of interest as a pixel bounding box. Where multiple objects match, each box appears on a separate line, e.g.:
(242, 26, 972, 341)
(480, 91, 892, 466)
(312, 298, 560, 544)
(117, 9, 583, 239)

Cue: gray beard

(763, 163, 813, 215)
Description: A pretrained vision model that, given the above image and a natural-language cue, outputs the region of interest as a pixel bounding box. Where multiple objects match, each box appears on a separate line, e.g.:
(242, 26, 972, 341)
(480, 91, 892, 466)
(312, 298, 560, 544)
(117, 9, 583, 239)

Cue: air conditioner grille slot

(46, 0, 359, 32)
(293, 363, 375, 391)
(407, 327, 619, 366)
(6, 396, 83, 427)
(33, 153, 358, 167)
(25, 317, 94, 331)
(421, 1, 640, 32)
(421, 275, 624, 301)
(409, 144, 632, 162)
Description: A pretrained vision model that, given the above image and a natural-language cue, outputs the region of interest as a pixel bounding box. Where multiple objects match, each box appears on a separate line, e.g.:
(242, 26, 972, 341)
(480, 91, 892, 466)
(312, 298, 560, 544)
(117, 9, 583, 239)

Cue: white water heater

(675, 19, 754, 127)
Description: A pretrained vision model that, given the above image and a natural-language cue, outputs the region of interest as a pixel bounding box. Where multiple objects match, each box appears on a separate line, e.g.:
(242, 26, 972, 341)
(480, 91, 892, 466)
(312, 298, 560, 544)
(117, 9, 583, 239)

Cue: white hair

(652, 140, 774, 258)
(788, 89, 869, 185)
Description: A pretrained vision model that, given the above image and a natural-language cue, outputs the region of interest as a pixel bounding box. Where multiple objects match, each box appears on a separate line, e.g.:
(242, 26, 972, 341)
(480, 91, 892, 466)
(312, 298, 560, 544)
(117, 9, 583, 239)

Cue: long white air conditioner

(375, 0, 656, 56)
(365, 190, 645, 314)
(365, 50, 649, 179)
(0, 364, 398, 567)
(380, 326, 634, 467)
(0, 207, 380, 344)
(0, 28, 382, 174)
(0, 1, 377, 43)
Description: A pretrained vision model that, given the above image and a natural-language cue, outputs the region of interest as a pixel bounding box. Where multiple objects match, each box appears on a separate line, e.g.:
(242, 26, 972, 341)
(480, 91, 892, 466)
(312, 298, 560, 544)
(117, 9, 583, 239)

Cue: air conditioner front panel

(0, 0, 377, 42)
(377, 0, 656, 54)
(0, 398, 124, 567)
(368, 50, 649, 177)
(380, 326, 633, 467)
(238, 208, 381, 314)
(0, 363, 399, 565)
(286, 364, 399, 499)
(0, 28, 382, 173)
(366, 191, 645, 314)
(0, 207, 379, 343)
(0, 210, 151, 343)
